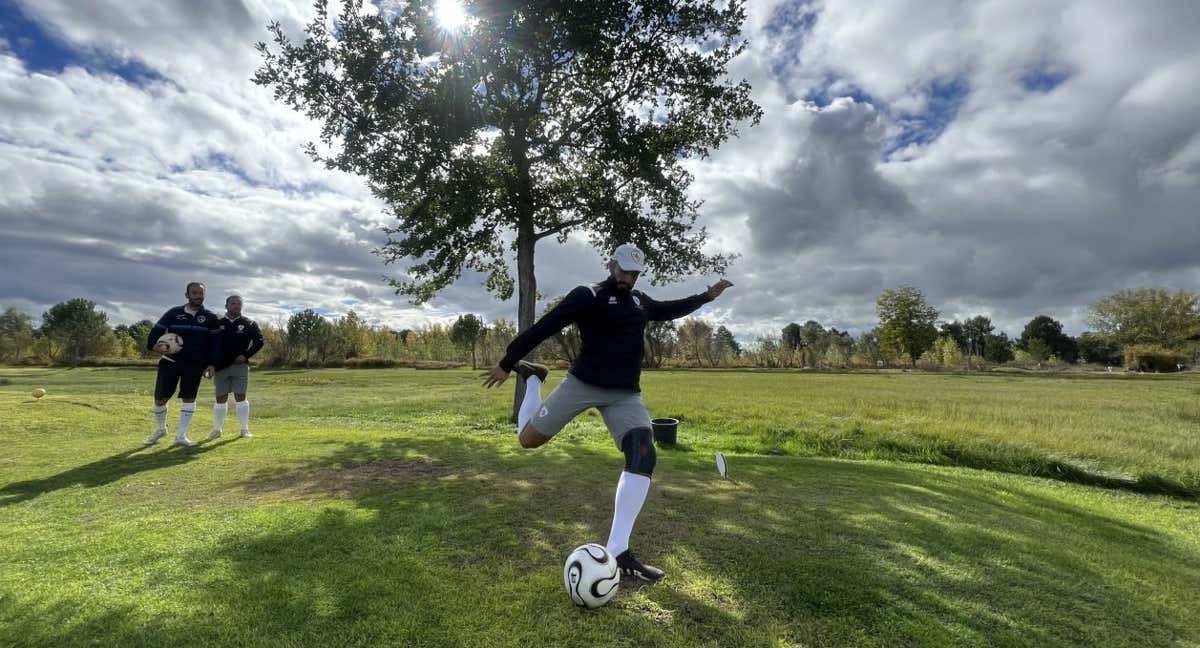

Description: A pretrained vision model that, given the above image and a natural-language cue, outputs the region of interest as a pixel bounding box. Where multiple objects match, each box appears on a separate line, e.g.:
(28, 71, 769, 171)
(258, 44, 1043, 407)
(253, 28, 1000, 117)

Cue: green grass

(1, 367, 1199, 647)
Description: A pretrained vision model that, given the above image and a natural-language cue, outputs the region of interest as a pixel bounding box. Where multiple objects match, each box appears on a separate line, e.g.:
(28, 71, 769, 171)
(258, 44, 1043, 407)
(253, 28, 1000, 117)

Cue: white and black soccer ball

(157, 332, 184, 355)
(563, 543, 620, 609)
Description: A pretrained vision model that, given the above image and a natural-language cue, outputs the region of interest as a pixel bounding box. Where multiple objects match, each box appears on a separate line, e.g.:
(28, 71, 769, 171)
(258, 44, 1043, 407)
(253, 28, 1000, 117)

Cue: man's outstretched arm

(640, 279, 734, 322)
(482, 286, 592, 387)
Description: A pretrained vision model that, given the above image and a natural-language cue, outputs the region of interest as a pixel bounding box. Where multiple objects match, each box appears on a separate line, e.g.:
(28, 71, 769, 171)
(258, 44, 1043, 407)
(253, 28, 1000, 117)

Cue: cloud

(684, 0, 1200, 337)
(0, 0, 1198, 345)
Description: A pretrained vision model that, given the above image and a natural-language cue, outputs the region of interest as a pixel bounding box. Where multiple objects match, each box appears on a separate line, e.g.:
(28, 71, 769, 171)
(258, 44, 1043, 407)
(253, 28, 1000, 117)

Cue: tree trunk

(511, 221, 537, 421)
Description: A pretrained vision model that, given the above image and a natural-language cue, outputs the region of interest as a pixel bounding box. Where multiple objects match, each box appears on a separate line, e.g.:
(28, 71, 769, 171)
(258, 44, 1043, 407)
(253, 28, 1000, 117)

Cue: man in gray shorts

(482, 243, 733, 582)
(206, 295, 264, 441)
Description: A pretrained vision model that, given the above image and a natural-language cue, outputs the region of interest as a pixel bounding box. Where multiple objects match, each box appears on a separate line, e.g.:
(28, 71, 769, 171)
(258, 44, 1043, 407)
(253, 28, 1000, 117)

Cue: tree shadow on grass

(0, 440, 237, 507)
(653, 458, 1200, 646)
(212, 439, 1200, 646)
(3, 436, 1198, 647)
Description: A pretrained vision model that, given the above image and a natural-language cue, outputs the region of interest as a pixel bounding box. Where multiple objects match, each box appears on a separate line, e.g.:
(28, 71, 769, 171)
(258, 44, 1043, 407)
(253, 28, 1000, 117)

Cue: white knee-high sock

(175, 403, 196, 440)
(235, 400, 250, 431)
(212, 402, 228, 432)
(517, 376, 542, 433)
(606, 471, 651, 557)
(153, 404, 168, 430)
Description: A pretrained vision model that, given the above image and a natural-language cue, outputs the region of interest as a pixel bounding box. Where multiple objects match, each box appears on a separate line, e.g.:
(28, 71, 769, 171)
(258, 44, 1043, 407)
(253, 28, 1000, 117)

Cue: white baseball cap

(611, 243, 646, 272)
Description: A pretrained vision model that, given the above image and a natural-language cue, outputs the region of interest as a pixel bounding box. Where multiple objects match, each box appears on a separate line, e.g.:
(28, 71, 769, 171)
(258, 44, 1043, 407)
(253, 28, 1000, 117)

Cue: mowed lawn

(1, 367, 1198, 647)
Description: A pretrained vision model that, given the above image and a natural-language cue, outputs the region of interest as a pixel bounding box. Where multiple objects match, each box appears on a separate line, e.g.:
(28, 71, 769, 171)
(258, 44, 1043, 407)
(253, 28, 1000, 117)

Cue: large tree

(643, 319, 676, 368)
(799, 320, 827, 359)
(876, 287, 939, 367)
(854, 328, 882, 365)
(939, 320, 967, 353)
(781, 323, 802, 352)
(450, 313, 487, 369)
(982, 332, 1014, 364)
(0, 307, 35, 364)
(962, 315, 993, 358)
(1019, 315, 1077, 363)
(1078, 331, 1122, 366)
(714, 325, 739, 359)
(255, 0, 759, 335)
(1088, 288, 1200, 349)
(336, 310, 373, 358)
(288, 309, 328, 364)
(40, 299, 113, 367)
(677, 318, 714, 367)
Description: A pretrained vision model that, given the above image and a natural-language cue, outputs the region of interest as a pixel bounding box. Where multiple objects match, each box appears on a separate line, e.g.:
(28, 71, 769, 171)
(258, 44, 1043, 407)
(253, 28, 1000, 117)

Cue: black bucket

(651, 418, 679, 446)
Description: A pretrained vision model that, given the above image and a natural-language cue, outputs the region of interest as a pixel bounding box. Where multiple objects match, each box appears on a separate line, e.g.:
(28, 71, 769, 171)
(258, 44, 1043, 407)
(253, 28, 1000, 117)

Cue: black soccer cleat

(615, 550, 665, 582)
(513, 360, 549, 382)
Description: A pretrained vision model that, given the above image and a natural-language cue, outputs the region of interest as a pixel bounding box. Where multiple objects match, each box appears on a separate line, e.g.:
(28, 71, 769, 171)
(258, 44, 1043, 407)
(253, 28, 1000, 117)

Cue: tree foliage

(677, 318, 714, 367)
(983, 332, 1015, 363)
(1019, 315, 1077, 363)
(876, 287, 938, 366)
(287, 309, 328, 364)
(781, 322, 802, 352)
(0, 307, 35, 364)
(254, 0, 761, 347)
(40, 299, 113, 367)
(644, 319, 676, 368)
(450, 313, 487, 369)
(1088, 288, 1200, 349)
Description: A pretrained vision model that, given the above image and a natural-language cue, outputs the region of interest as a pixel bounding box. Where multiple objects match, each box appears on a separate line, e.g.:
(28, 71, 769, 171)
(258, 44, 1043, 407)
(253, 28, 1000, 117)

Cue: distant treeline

(2, 286, 1197, 372)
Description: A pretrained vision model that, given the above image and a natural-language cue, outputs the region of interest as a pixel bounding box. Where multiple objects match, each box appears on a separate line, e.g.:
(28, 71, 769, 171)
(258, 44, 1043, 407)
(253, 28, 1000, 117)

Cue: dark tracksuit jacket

(147, 305, 222, 366)
(499, 276, 713, 391)
(215, 316, 265, 371)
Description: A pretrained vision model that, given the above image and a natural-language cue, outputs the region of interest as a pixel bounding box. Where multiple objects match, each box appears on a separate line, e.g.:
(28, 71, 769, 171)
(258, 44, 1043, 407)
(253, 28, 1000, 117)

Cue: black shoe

(615, 550, 665, 582)
(513, 360, 549, 382)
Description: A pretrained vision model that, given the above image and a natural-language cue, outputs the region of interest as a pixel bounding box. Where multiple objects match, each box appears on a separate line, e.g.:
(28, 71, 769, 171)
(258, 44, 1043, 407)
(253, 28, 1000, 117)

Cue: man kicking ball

(481, 243, 732, 582)
(146, 282, 222, 447)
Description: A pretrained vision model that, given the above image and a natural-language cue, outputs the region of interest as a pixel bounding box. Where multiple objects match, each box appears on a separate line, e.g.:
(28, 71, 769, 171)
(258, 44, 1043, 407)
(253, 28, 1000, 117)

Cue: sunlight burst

(435, 0, 468, 30)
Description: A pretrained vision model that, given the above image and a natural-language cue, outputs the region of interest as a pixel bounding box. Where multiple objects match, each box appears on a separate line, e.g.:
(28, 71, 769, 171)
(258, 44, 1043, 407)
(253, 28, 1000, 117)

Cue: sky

(1, 0, 1198, 341)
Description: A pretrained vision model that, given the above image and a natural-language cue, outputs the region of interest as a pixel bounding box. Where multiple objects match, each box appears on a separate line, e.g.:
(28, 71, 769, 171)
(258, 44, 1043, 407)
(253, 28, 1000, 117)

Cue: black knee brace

(621, 427, 656, 476)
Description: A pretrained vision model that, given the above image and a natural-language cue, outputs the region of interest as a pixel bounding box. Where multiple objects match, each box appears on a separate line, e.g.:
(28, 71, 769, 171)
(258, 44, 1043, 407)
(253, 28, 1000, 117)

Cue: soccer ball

(158, 333, 184, 354)
(563, 543, 619, 609)
(32, 388, 46, 399)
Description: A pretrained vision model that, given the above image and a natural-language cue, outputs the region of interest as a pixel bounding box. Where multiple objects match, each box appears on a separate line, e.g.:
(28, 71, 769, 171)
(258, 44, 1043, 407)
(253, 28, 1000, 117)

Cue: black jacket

(216, 316, 265, 370)
(147, 305, 222, 366)
(499, 277, 713, 391)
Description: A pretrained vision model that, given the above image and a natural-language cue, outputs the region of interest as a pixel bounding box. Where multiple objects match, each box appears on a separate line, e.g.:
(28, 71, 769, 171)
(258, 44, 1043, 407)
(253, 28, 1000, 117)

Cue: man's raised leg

(513, 361, 551, 448)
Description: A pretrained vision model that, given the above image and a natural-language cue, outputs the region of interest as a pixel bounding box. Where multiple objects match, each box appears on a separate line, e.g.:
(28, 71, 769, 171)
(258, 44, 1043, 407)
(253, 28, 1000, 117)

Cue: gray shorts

(530, 373, 652, 449)
(214, 364, 249, 397)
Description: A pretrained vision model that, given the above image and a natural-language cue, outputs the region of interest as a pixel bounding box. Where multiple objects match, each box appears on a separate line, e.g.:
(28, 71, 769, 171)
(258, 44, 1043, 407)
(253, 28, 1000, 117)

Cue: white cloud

(0, 0, 1198, 343)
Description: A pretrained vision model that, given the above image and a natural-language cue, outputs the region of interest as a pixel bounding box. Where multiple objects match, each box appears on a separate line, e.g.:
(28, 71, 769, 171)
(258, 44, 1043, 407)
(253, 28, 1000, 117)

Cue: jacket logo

(197, 315, 206, 323)
(238, 325, 245, 332)
(608, 296, 618, 304)
(632, 295, 642, 308)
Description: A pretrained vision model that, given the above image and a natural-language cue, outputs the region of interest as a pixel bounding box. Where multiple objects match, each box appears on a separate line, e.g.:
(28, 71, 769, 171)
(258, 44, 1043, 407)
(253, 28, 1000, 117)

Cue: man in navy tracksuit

(205, 294, 265, 441)
(145, 282, 222, 447)
(481, 243, 733, 582)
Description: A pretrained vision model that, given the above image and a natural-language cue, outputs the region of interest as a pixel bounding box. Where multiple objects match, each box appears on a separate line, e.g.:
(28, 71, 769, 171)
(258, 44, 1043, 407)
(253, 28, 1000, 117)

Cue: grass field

(2, 367, 1198, 647)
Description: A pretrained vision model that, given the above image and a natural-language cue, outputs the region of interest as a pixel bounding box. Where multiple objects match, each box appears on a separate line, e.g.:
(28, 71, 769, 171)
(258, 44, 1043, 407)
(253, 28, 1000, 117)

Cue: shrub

(1123, 345, 1186, 372)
